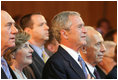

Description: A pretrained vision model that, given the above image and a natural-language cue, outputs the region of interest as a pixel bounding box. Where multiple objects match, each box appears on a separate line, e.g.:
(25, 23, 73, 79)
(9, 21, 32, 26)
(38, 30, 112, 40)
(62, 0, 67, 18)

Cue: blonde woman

(4, 32, 33, 79)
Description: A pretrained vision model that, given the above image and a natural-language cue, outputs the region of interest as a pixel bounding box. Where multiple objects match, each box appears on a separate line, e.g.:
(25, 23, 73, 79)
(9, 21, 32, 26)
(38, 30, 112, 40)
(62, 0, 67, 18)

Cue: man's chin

(81, 41, 87, 45)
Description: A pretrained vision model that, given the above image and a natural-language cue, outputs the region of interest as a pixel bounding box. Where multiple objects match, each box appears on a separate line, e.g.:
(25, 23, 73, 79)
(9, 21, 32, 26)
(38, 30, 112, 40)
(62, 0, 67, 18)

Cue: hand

(87, 74, 94, 79)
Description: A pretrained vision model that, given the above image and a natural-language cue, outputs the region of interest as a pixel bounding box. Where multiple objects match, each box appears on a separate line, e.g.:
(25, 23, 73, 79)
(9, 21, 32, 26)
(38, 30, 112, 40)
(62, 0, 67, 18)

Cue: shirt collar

(86, 62, 95, 74)
(30, 44, 44, 57)
(60, 44, 81, 61)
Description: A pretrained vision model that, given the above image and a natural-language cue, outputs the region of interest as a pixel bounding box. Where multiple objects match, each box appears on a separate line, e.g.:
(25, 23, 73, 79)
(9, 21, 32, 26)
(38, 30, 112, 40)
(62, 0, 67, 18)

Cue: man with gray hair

(1, 10, 18, 79)
(42, 11, 93, 79)
(80, 26, 106, 79)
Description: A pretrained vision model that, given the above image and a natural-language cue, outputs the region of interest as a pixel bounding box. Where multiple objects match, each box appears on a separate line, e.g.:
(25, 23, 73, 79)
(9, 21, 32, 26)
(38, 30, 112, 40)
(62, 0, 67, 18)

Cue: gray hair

(51, 11, 80, 43)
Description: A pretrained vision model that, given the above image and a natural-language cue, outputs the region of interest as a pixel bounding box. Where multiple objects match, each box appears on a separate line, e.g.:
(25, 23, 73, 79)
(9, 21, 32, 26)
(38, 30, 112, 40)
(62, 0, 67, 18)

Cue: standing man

(42, 11, 93, 79)
(20, 13, 49, 78)
(1, 10, 18, 79)
(80, 26, 106, 79)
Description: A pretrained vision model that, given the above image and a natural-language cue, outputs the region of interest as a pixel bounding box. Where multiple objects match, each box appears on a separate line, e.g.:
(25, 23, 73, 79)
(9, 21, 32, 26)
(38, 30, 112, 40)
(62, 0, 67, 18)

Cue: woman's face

(15, 42, 33, 67)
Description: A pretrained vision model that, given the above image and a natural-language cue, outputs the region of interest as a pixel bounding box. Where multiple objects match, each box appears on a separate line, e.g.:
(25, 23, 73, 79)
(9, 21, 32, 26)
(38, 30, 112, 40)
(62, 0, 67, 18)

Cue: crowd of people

(1, 10, 117, 79)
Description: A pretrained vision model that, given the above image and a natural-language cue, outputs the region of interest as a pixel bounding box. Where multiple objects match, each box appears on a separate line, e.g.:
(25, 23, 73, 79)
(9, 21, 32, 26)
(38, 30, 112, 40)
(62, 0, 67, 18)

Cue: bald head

(85, 26, 103, 46)
(84, 26, 106, 66)
(1, 10, 15, 25)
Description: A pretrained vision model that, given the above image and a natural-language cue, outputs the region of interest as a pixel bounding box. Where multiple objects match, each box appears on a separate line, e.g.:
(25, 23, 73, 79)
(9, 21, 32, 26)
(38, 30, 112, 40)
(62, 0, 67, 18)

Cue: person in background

(45, 30, 59, 55)
(96, 41, 117, 79)
(96, 18, 112, 37)
(1, 10, 18, 79)
(80, 26, 106, 79)
(4, 32, 33, 79)
(104, 29, 117, 43)
(20, 13, 49, 78)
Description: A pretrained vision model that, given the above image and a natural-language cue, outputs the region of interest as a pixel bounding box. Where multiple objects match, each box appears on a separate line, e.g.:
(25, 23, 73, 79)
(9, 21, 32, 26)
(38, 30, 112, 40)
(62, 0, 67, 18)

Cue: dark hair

(104, 29, 117, 41)
(20, 13, 41, 30)
(97, 18, 111, 28)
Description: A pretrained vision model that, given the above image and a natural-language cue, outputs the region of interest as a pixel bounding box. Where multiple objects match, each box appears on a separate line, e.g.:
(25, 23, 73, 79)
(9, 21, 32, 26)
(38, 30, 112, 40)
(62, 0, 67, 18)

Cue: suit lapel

(1, 68, 8, 79)
(58, 46, 85, 78)
(8, 65, 17, 79)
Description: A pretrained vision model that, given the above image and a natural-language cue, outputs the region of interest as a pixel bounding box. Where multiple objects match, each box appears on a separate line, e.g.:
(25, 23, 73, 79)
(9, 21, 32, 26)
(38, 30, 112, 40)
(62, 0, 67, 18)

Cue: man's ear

(47, 44, 54, 53)
(60, 29, 68, 40)
(24, 27, 32, 33)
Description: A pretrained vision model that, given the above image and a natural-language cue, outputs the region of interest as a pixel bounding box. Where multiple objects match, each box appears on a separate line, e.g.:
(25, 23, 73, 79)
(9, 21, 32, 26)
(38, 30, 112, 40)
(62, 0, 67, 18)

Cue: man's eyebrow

(6, 22, 15, 26)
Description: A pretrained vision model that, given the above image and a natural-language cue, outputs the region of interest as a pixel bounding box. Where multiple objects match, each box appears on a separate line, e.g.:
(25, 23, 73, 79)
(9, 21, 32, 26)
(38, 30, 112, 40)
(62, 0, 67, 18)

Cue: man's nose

(101, 44, 106, 53)
(82, 26, 87, 34)
(44, 24, 49, 30)
(11, 24, 18, 34)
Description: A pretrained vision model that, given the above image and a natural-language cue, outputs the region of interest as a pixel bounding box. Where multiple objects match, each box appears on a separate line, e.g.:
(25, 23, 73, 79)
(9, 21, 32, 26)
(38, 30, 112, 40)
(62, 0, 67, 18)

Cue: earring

(11, 55, 16, 59)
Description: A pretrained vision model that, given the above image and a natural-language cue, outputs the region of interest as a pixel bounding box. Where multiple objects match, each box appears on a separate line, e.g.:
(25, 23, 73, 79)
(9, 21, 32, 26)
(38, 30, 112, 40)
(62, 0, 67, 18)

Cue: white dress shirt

(86, 62, 96, 77)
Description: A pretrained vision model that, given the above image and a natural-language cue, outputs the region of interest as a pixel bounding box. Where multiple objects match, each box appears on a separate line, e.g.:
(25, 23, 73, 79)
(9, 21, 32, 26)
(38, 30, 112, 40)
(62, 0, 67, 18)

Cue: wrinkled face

(15, 42, 33, 66)
(67, 15, 87, 46)
(1, 11, 18, 55)
(87, 33, 106, 64)
(31, 15, 49, 42)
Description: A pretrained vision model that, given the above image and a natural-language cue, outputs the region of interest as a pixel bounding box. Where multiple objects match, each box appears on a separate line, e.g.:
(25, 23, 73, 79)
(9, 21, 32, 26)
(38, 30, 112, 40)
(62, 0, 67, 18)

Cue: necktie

(94, 68, 101, 79)
(42, 49, 49, 63)
(1, 58, 12, 79)
(78, 55, 88, 78)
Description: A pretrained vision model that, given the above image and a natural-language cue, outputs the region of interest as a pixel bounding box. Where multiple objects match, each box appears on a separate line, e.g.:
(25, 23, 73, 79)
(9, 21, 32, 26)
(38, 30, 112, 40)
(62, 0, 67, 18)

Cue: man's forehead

(1, 11, 15, 23)
(93, 32, 104, 43)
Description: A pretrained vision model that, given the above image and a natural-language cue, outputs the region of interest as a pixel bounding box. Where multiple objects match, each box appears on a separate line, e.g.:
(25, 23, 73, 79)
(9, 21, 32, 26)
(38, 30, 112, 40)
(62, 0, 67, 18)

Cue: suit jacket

(1, 68, 7, 79)
(23, 45, 45, 79)
(96, 65, 117, 79)
(96, 66, 106, 79)
(106, 65, 117, 79)
(42, 46, 86, 79)
(1, 66, 17, 79)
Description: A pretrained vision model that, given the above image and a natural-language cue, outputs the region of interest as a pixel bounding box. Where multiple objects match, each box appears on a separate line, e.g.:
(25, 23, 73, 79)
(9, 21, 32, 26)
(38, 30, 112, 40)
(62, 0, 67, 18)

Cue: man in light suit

(42, 11, 93, 79)
(20, 13, 49, 79)
(1, 10, 18, 79)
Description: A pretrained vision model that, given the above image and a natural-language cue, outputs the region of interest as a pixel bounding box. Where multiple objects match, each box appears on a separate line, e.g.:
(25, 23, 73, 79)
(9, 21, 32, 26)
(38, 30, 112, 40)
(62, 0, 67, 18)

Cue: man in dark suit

(1, 10, 18, 79)
(20, 13, 50, 78)
(80, 26, 106, 79)
(42, 11, 93, 79)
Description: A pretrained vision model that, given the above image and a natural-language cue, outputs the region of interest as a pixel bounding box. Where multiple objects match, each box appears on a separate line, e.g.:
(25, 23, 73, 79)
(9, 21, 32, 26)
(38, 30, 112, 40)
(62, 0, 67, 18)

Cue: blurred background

(1, 1, 117, 29)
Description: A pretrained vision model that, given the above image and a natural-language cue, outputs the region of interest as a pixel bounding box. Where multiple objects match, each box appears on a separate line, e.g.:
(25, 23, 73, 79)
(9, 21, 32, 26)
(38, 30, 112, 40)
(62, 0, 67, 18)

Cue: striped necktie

(78, 55, 88, 79)
(41, 49, 49, 63)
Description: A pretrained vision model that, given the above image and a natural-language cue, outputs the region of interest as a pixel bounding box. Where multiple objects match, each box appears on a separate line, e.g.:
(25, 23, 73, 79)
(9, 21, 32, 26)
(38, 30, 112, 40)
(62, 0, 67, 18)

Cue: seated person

(104, 29, 117, 43)
(45, 30, 59, 55)
(4, 31, 33, 79)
